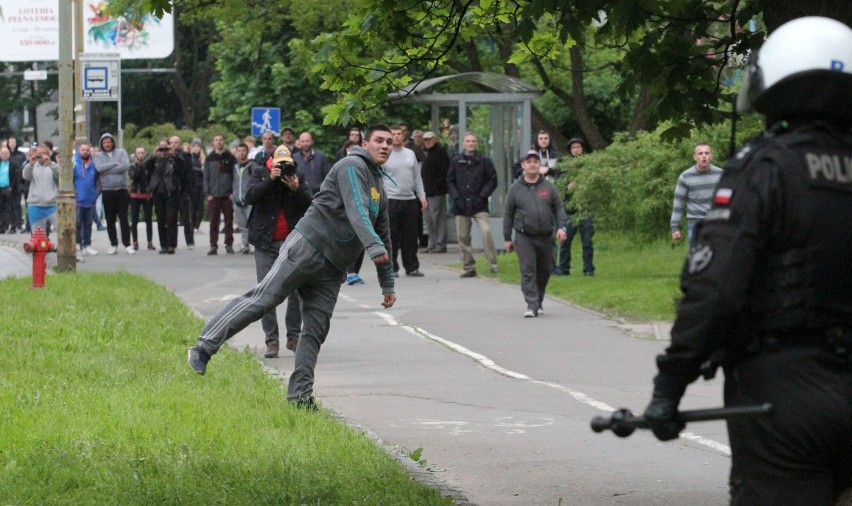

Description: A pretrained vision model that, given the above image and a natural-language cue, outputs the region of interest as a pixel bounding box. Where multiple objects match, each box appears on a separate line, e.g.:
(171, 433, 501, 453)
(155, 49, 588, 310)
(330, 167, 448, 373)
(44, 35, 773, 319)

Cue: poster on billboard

(0, 0, 174, 62)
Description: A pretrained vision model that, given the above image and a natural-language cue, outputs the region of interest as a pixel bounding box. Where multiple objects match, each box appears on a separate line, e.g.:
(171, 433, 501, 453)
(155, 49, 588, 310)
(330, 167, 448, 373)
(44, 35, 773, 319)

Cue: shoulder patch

(713, 188, 733, 205)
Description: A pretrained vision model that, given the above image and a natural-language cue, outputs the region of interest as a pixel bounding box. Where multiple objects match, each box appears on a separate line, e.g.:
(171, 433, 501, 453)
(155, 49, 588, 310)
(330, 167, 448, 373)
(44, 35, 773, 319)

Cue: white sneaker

(76, 253, 85, 263)
(107, 246, 117, 255)
(524, 309, 537, 318)
(125, 245, 136, 255)
(84, 246, 98, 256)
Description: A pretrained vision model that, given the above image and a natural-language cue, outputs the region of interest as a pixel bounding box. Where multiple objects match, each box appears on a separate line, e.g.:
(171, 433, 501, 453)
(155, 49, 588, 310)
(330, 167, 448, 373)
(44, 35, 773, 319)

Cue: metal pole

(57, 0, 76, 272)
(74, 0, 87, 144)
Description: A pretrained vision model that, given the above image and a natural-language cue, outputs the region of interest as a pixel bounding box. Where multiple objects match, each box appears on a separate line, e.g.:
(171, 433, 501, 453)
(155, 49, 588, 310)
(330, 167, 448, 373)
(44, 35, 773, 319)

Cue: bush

(122, 122, 240, 155)
(556, 116, 764, 241)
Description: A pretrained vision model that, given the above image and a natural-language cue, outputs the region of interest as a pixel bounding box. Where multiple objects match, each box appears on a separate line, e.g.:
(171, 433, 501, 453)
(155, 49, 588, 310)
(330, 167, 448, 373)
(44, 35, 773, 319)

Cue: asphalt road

(1, 228, 731, 505)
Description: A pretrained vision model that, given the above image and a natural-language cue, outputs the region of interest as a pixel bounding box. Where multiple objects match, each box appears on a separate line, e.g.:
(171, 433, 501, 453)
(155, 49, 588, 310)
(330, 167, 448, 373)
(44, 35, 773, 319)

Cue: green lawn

(481, 232, 686, 321)
(0, 273, 450, 505)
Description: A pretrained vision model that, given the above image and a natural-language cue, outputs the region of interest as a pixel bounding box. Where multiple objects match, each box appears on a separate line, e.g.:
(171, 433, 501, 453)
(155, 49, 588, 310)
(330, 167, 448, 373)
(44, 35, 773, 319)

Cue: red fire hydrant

(23, 227, 54, 288)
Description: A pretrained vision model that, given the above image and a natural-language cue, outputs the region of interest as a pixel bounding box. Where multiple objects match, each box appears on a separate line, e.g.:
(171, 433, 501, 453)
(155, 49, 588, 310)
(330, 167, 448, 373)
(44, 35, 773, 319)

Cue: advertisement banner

(0, 0, 174, 61)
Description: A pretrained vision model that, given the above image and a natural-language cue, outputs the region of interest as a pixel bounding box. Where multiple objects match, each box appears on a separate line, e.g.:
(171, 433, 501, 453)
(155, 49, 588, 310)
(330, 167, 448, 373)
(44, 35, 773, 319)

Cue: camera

(277, 161, 297, 178)
(157, 147, 170, 153)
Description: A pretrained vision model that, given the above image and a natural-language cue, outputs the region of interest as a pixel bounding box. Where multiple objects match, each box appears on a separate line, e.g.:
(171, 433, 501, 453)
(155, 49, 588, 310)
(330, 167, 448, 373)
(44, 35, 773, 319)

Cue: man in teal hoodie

(188, 124, 396, 408)
(74, 143, 99, 256)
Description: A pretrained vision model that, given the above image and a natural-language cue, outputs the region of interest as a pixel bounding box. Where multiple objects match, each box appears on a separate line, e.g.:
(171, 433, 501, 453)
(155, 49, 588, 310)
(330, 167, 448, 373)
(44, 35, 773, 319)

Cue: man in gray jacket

(188, 124, 397, 409)
(94, 133, 134, 255)
(504, 150, 567, 317)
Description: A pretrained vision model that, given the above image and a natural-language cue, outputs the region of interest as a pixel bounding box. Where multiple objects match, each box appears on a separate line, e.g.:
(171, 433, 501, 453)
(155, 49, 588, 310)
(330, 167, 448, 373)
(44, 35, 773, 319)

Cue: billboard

(0, 0, 174, 61)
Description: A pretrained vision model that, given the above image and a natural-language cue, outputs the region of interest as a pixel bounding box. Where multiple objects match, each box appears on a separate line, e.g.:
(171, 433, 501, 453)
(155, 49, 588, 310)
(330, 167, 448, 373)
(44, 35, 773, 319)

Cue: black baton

(591, 403, 773, 438)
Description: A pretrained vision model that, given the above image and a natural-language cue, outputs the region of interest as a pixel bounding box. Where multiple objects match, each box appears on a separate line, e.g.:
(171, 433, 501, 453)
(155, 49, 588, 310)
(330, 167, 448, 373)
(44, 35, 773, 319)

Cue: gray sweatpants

(515, 232, 553, 311)
(254, 242, 302, 343)
(197, 230, 346, 401)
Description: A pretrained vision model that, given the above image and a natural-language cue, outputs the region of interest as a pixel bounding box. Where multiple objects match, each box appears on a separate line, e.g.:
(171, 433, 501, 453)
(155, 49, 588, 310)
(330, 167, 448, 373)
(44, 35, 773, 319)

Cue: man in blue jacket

(188, 125, 396, 409)
(73, 143, 99, 257)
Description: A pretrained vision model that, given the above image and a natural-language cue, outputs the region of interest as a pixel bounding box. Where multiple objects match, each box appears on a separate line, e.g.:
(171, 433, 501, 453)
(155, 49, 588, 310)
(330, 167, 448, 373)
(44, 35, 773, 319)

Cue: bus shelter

(388, 72, 542, 248)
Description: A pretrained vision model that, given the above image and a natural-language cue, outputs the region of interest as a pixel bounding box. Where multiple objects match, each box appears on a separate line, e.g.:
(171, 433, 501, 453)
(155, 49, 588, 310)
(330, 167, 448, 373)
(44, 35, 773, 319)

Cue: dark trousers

(348, 249, 365, 275)
(102, 189, 131, 247)
(153, 193, 179, 250)
(515, 232, 553, 311)
(177, 193, 194, 246)
(130, 198, 154, 244)
(255, 242, 302, 343)
(191, 182, 204, 230)
(388, 198, 420, 274)
(0, 187, 11, 231)
(12, 188, 24, 230)
(725, 347, 851, 505)
(207, 196, 233, 248)
(75, 206, 96, 247)
(558, 213, 595, 274)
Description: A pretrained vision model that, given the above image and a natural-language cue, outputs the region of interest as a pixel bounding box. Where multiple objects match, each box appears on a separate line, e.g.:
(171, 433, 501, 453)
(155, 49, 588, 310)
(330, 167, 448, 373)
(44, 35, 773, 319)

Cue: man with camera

(244, 145, 313, 357)
(144, 140, 184, 254)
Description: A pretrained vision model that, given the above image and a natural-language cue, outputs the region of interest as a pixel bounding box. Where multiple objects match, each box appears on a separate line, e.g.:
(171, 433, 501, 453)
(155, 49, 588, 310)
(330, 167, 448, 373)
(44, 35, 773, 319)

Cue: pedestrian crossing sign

(251, 107, 280, 136)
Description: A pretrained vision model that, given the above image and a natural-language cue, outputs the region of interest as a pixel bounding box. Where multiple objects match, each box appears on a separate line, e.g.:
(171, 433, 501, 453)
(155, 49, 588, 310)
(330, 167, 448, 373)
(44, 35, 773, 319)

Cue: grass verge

(479, 232, 685, 321)
(0, 273, 450, 505)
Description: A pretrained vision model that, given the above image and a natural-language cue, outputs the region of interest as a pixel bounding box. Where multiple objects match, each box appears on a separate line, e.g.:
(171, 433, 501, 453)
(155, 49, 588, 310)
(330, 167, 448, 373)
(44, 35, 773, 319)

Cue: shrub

(556, 116, 763, 240)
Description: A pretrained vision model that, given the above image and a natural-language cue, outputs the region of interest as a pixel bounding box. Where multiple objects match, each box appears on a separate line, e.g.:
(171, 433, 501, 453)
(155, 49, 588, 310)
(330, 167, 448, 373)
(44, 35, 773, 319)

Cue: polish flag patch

(714, 188, 733, 205)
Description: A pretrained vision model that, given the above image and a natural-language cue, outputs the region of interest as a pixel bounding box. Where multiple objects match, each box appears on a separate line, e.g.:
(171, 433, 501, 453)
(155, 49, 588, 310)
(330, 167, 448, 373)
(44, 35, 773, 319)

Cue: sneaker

(207, 247, 217, 256)
(147, 242, 156, 251)
(240, 246, 251, 255)
(225, 245, 235, 255)
(126, 245, 136, 255)
(346, 273, 359, 285)
(132, 242, 139, 251)
(187, 244, 195, 250)
(167, 248, 176, 255)
(76, 253, 85, 263)
(490, 266, 499, 274)
(286, 335, 299, 352)
(84, 246, 98, 256)
(264, 340, 279, 358)
(159, 249, 169, 255)
(537, 306, 544, 315)
(406, 270, 425, 277)
(107, 246, 117, 255)
(460, 270, 477, 278)
(187, 346, 211, 375)
(524, 309, 537, 318)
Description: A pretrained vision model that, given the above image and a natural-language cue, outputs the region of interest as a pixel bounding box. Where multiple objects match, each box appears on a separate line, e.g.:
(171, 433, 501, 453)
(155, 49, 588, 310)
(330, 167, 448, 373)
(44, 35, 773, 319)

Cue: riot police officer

(643, 16, 852, 505)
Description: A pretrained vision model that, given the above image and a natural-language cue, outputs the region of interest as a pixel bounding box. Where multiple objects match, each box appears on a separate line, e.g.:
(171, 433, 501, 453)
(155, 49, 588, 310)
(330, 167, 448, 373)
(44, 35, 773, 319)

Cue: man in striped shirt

(670, 143, 723, 247)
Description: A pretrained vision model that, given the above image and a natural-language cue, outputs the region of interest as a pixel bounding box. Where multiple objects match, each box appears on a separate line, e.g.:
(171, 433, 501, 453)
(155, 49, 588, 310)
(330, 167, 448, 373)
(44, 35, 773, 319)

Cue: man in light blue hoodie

(94, 133, 134, 255)
(73, 143, 99, 256)
(188, 124, 397, 409)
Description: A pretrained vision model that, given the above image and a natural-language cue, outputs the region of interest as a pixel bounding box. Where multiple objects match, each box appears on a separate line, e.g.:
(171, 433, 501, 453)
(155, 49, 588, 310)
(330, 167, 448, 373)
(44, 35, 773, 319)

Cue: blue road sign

(251, 107, 280, 136)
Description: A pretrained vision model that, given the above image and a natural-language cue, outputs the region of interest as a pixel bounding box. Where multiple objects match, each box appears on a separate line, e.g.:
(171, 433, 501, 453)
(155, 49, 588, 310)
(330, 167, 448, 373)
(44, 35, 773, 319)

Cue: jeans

(557, 214, 594, 274)
(130, 198, 154, 244)
(75, 205, 96, 247)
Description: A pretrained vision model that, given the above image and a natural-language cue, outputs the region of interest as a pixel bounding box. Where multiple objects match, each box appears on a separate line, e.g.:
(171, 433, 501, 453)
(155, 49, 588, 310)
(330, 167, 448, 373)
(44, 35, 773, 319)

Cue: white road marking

(371, 310, 732, 456)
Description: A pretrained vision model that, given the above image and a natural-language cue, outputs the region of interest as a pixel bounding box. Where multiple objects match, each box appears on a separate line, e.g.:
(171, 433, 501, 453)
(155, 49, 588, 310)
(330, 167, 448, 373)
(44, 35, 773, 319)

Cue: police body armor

(732, 123, 852, 346)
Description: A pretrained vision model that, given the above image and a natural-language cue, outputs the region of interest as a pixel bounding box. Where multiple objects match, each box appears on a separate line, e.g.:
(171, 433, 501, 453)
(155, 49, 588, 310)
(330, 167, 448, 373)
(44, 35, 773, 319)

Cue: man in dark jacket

(504, 151, 568, 317)
(145, 141, 184, 254)
(203, 133, 238, 255)
(421, 131, 450, 253)
(245, 145, 313, 357)
(447, 133, 499, 277)
(169, 135, 195, 250)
